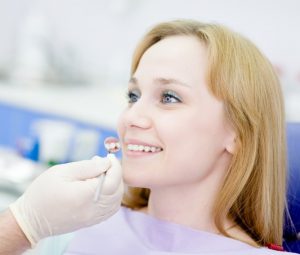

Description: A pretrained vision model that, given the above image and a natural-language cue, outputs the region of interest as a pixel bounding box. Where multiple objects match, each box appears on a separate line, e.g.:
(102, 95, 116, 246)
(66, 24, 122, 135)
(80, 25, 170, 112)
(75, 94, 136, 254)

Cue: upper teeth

(127, 144, 162, 152)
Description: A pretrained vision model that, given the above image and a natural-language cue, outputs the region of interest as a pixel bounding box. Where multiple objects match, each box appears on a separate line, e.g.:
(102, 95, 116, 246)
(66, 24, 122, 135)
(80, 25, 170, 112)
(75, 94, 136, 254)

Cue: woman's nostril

(129, 117, 152, 129)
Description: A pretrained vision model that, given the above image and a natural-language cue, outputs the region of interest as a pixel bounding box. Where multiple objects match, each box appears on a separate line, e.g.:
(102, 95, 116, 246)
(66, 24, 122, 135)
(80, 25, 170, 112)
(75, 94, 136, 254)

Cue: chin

(123, 168, 143, 186)
(123, 171, 154, 189)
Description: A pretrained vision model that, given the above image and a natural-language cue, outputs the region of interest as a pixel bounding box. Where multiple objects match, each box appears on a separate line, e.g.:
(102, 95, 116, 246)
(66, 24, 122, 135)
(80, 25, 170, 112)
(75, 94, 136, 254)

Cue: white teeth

(127, 144, 162, 152)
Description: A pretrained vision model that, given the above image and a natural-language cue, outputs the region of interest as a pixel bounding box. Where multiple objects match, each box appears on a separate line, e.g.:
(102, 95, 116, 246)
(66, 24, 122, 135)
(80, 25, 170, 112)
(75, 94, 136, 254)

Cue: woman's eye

(126, 90, 140, 104)
(161, 91, 182, 104)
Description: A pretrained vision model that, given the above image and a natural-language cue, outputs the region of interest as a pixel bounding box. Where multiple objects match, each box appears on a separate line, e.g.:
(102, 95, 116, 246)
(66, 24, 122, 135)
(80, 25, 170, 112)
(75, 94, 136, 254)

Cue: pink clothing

(65, 207, 296, 254)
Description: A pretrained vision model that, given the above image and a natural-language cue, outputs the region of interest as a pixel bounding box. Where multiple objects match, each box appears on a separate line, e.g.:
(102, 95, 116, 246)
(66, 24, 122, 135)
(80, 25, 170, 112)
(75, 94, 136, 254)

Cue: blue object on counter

(0, 102, 117, 160)
(17, 136, 39, 161)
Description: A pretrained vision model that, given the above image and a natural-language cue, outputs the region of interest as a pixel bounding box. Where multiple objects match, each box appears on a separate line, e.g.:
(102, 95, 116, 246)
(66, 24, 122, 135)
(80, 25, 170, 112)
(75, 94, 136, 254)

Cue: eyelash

(126, 90, 139, 104)
(126, 90, 182, 104)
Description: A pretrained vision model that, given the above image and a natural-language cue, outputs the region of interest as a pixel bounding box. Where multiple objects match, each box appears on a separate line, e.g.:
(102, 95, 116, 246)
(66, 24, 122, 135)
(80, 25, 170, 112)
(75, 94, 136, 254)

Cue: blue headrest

(284, 123, 300, 251)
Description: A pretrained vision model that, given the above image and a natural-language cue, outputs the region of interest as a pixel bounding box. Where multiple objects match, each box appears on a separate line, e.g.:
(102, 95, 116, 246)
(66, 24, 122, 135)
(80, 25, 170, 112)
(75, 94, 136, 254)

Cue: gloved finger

(58, 157, 111, 181)
(102, 154, 123, 195)
(80, 174, 121, 195)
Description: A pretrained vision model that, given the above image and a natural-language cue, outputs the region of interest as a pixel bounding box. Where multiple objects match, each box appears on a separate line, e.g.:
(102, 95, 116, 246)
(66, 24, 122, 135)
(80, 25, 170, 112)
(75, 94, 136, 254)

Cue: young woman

(34, 20, 296, 254)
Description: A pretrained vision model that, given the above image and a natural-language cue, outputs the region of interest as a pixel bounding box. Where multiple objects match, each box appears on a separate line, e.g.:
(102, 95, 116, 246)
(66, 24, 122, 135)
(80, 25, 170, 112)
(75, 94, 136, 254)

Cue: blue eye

(162, 91, 182, 104)
(126, 90, 140, 104)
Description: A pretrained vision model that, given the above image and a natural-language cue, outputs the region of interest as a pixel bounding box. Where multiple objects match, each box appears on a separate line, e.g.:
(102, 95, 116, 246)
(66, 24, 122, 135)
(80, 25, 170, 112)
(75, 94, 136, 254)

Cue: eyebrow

(129, 77, 191, 88)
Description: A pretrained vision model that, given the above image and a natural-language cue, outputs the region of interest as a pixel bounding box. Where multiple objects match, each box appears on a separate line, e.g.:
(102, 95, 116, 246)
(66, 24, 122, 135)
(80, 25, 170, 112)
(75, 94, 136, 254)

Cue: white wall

(0, 0, 32, 74)
(0, 0, 299, 118)
(0, 0, 299, 83)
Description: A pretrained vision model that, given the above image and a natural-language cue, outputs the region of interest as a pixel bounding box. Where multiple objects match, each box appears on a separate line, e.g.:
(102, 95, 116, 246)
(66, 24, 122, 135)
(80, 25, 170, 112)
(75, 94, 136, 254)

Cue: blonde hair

(122, 20, 286, 246)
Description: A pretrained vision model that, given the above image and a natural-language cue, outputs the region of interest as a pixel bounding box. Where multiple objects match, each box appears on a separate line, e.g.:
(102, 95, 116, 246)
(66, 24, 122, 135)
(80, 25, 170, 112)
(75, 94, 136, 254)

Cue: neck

(143, 184, 257, 247)
(147, 185, 218, 233)
(142, 151, 233, 234)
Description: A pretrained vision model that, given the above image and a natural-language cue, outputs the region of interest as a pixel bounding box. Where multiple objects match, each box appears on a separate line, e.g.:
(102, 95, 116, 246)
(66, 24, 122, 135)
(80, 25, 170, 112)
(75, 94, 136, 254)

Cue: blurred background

(0, 0, 299, 210)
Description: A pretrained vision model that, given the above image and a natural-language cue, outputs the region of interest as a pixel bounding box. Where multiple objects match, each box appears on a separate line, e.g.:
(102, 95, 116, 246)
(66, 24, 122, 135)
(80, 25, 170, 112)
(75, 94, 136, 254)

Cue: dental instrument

(93, 137, 120, 202)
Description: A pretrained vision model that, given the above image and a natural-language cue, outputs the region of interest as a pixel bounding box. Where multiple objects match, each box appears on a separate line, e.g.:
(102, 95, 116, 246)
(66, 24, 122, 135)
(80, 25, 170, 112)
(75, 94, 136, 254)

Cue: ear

(224, 130, 237, 155)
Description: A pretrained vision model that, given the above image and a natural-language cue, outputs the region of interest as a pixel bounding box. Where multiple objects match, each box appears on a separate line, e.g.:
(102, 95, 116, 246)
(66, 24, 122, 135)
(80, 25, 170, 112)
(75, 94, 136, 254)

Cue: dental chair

(284, 122, 300, 253)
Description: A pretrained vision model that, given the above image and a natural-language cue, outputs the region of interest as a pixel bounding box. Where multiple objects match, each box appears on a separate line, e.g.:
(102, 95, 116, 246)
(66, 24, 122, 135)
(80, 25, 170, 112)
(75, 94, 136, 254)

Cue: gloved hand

(9, 154, 123, 247)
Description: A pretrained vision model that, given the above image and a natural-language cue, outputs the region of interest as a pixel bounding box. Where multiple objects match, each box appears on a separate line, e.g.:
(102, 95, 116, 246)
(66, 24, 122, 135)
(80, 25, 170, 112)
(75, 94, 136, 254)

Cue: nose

(123, 100, 152, 130)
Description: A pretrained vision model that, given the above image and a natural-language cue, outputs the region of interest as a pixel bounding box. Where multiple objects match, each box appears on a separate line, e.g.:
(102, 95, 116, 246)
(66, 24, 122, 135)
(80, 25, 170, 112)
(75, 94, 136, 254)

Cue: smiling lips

(123, 139, 163, 155)
(104, 138, 163, 155)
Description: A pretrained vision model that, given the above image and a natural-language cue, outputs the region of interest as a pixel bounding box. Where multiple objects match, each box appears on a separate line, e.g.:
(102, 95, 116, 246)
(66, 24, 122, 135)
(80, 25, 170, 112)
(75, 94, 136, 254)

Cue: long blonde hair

(122, 20, 286, 246)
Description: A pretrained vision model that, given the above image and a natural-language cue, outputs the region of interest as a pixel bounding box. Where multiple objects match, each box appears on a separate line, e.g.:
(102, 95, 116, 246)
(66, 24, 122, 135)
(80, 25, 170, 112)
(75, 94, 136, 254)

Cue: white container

(32, 119, 75, 163)
(69, 129, 101, 161)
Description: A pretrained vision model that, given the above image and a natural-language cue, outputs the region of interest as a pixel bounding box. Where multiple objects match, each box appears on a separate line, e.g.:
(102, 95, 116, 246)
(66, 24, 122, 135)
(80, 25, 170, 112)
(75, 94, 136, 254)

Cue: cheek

(161, 136, 206, 184)
(164, 142, 219, 184)
(160, 115, 226, 182)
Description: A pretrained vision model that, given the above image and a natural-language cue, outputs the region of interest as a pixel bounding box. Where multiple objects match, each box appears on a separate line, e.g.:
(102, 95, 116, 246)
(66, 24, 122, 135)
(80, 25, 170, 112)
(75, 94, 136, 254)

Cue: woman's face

(117, 35, 235, 189)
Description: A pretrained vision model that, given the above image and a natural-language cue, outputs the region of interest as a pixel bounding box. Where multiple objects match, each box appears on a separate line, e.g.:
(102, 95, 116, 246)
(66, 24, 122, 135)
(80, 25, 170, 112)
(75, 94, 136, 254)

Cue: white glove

(9, 154, 123, 247)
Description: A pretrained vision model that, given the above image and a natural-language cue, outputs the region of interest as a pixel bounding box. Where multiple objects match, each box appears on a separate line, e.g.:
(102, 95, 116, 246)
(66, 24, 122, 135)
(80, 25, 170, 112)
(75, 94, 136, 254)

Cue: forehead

(134, 35, 208, 87)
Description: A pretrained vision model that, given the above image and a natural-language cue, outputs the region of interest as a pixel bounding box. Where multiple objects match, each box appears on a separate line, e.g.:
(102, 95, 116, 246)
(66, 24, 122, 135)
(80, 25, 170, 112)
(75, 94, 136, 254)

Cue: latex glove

(9, 154, 123, 247)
